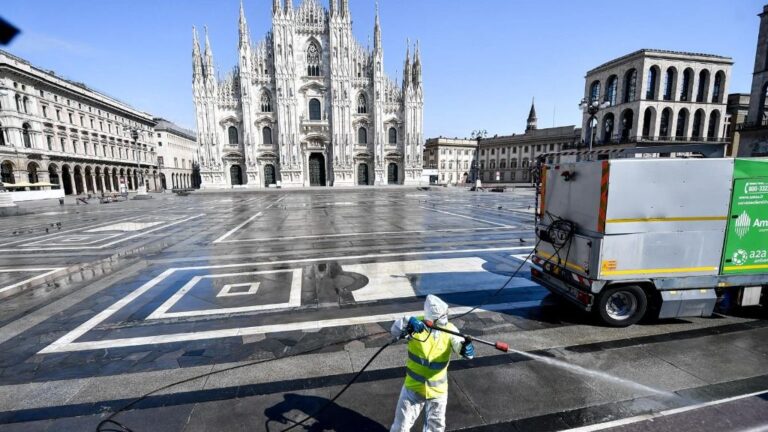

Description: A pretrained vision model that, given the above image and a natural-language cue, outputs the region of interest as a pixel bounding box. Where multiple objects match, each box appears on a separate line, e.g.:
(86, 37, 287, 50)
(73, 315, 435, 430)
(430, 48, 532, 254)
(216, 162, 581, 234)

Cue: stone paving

(0, 188, 766, 431)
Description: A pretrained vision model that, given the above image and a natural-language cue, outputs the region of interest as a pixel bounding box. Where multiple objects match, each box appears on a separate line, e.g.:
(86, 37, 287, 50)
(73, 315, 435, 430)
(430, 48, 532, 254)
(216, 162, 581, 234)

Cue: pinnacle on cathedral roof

(528, 98, 537, 121)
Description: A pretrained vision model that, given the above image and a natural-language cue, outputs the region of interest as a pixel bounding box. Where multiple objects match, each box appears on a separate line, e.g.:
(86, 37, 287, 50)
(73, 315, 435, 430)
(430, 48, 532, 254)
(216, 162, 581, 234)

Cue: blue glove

(460, 338, 475, 359)
(407, 316, 426, 333)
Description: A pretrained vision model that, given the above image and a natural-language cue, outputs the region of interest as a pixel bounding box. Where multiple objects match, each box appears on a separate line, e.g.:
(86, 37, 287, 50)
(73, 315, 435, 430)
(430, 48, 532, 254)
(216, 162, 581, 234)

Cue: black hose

(95, 331, 389, 432)
(279, 340, 395, 432)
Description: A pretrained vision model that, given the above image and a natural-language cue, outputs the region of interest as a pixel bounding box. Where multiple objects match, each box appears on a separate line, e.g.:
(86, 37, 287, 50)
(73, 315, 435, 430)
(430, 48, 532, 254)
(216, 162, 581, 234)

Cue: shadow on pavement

(264, 393, 387, 432)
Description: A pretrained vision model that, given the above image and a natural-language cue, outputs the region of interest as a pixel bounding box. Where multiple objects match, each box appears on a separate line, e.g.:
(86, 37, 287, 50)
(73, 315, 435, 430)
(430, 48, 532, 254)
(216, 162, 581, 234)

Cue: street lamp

(123, 126, 148, 195)
(579, 98, 611, 152)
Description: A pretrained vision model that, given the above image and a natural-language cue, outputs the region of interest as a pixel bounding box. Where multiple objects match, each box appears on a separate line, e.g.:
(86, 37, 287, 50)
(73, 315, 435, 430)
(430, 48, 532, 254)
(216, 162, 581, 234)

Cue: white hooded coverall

(389, 295, 470, 432)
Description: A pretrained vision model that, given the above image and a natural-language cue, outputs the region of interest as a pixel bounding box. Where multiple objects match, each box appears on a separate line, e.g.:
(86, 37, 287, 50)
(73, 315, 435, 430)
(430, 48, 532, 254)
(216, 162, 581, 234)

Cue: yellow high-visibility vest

(404, 318, 458, 399)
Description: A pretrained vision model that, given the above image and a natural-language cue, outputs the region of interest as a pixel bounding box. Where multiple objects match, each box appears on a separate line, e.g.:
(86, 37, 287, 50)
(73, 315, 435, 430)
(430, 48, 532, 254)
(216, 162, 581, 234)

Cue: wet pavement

(0, 188, 766, 431)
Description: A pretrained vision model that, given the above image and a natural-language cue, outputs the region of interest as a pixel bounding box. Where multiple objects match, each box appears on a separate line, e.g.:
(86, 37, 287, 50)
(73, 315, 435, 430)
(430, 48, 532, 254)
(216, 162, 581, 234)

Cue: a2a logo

(732, 249, 749, 266)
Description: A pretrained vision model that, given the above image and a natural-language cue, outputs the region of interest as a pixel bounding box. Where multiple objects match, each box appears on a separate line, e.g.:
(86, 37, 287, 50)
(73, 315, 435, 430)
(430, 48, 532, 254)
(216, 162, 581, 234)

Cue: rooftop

(587, 49, 733, 75)
(0, 49, 154, 122)
(153, 118, 197, 142)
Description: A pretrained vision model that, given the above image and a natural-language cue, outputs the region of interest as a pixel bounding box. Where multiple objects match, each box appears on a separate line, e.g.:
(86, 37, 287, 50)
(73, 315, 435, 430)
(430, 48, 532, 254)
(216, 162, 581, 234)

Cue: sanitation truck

(530, 158, 768, 326)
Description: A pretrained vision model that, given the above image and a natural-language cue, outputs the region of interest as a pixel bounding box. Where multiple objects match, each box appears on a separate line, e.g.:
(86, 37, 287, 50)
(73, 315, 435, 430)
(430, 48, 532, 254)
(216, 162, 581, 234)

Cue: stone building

(192, 0, 424, 188)
(0, 50, 157, 196)
(153, 118, 200, 190)
(725, 93, 749, 156)
(422, 137, 477, 185)
(582, 49, 732, 150)
(477, 101, 580, 183)
(735, 4, 768, 157)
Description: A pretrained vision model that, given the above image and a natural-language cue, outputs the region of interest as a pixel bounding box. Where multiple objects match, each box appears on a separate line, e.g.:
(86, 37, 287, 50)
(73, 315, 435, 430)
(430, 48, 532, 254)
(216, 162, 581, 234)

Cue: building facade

(422, 138, 477, 185)
(0, 50, 157, 196)
(477, 102, 580, 183)
(153, 118, 199, 190)
(735, 5, 768, 157)
(725, 93, 749, 156)
(192, 0, 424, 188)
(582, 50, 732, 150)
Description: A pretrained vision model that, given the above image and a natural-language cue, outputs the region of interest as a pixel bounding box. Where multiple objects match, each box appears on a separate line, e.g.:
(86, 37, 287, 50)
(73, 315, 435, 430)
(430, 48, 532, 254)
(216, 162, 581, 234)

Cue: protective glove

(460, 337, 475, 359)
(407, 316, 426, 334)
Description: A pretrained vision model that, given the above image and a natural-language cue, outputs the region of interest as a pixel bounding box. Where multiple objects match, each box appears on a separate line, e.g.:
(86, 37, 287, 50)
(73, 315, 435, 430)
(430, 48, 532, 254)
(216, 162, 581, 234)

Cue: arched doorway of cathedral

(387, 163, 399, 185)
(357, 163, 369, 186)
(264, 164, 276, 186)
(308, 153, 326, 186)
(61, 165, 73, 195)
(230, 165, 243, 186)
(160, 173, 167, 190)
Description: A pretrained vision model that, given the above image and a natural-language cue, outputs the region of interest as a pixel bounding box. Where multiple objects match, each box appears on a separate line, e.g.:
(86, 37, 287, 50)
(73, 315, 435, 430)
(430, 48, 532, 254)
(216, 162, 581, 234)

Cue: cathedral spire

(203, 25, 216, 80)
(373, 0, 382, 53)
(284, 0, 293, 14)
(526, 98, 538, 132)
(192, 26, 203, 81)
(239, 0, 250, 49)
(341, 0, 349, 17)
(413, 40, 421, 87)
(403, 40, 412, 89)
(273, 0, 281, 15)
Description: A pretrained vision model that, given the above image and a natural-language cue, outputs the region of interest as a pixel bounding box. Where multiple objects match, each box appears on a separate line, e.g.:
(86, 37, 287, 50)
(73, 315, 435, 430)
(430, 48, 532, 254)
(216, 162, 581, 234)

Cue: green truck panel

(721, 159, 768, 275)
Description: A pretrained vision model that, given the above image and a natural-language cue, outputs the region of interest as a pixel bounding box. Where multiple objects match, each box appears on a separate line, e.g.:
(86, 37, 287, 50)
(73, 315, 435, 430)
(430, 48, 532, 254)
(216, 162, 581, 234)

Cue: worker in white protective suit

(389, 294, 475, 432)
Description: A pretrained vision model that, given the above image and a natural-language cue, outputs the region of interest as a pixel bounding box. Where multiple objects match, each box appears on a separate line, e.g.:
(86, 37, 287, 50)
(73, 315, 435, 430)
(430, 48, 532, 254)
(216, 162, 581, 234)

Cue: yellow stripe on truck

(723, 264, 768, 271)
(601, 266, 718, 276)
(606, 216, 727, 223)
(536, 251, 586, 273)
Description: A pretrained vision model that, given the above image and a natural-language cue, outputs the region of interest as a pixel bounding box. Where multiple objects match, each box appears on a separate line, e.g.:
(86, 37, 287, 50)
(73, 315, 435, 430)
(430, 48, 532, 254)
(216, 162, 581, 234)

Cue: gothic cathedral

(192, 0, 424, 188)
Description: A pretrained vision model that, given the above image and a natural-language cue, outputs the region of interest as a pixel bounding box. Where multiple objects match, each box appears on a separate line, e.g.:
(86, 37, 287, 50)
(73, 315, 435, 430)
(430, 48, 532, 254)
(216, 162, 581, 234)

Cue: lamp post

(579, 98, 611, 152)
(124, 126, 148, 196)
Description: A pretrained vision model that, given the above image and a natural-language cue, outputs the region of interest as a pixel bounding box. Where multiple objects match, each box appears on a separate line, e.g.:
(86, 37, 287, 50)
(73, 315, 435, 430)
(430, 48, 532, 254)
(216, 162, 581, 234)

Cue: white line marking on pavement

(212, 195, 285, 244)
(349, 257, 535, 302)
(0, 215, 205, 251)
(561, 389, 768, 432)
(147, 269, 302, 319)
(0, 268, 66, 296)
(39, 300, 543, 353)
(38, 246, 533, 354)
(0, 216, 138, 247)
(419, 206, 511, 227)
(220, 226, 515, 243)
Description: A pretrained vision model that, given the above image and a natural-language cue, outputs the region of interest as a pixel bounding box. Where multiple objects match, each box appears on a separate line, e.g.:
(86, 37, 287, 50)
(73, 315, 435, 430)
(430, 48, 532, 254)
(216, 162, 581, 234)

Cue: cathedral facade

(192, 0, 424, 188)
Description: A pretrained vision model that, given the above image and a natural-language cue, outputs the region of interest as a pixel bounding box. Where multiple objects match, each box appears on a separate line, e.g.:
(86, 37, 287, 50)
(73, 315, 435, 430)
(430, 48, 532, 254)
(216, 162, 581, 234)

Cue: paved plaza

(0, 188, 766, 431)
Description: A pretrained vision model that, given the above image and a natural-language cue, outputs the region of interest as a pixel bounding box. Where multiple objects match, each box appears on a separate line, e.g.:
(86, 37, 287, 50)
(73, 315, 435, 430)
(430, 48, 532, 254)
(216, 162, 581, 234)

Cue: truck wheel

(596, 285, 647, 327)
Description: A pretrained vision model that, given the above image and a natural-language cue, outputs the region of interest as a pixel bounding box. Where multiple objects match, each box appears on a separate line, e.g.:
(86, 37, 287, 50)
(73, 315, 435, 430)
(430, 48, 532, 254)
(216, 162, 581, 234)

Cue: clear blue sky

(2, 0, 764, 138)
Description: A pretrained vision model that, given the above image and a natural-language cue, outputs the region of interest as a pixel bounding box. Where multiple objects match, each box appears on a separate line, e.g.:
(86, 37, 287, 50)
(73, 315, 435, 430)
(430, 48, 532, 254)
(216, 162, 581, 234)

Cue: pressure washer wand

(423, 320, 509, 352)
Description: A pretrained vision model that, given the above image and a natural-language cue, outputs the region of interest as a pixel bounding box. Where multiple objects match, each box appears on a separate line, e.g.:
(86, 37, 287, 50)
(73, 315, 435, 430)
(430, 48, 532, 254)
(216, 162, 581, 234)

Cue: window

(357, 94, 367, 114)
(158, 141, 162, 147)
(174, 157, 178, 168)
(663, 67, 676, 101)
(56, 109, 61, 121)
(481, 149, 485, 155)
(309, 98, 321, 120)
(358, 127, 367, 144)
(707, 110, 720, 138)
(228, 126, 238, 145)
(42, 106, 48, 118)
(675, 109, 688, 138)
(513, 147, 517, 153)
(501, 148, 506, 154)
(549, 143, 555, 151)
(22, 123, 31, 148)
(60, 138, 66, 152)
(46, 136, 53, 150)
(73, 140, 78, 153)
(491, 149, 495, 155)
(22, 96, 29, 113)
(262, 126, 273, 145)
(712, 71, 724, 103)
(15, 94, 21, 111)
(623, 69, 637, 103)
(0, 124, 5, 146)
(260, 92, 272, 112)
(646, 66, 658, 100)
(589, 80, 601, 102)
(306, 41, 321, 76)
(68, 113, 73, 124)
(90, 119, 94, 128)
(660, 108, 672, 137)
(536, 144, 541, 151)
(680, 69, 693, 101)
(388, 127, 397, 144)
(99, 121, 103, 131)
(441, 161, 445, 169)
(696, 70, 709, 103)
(604, 75, 617, 105)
